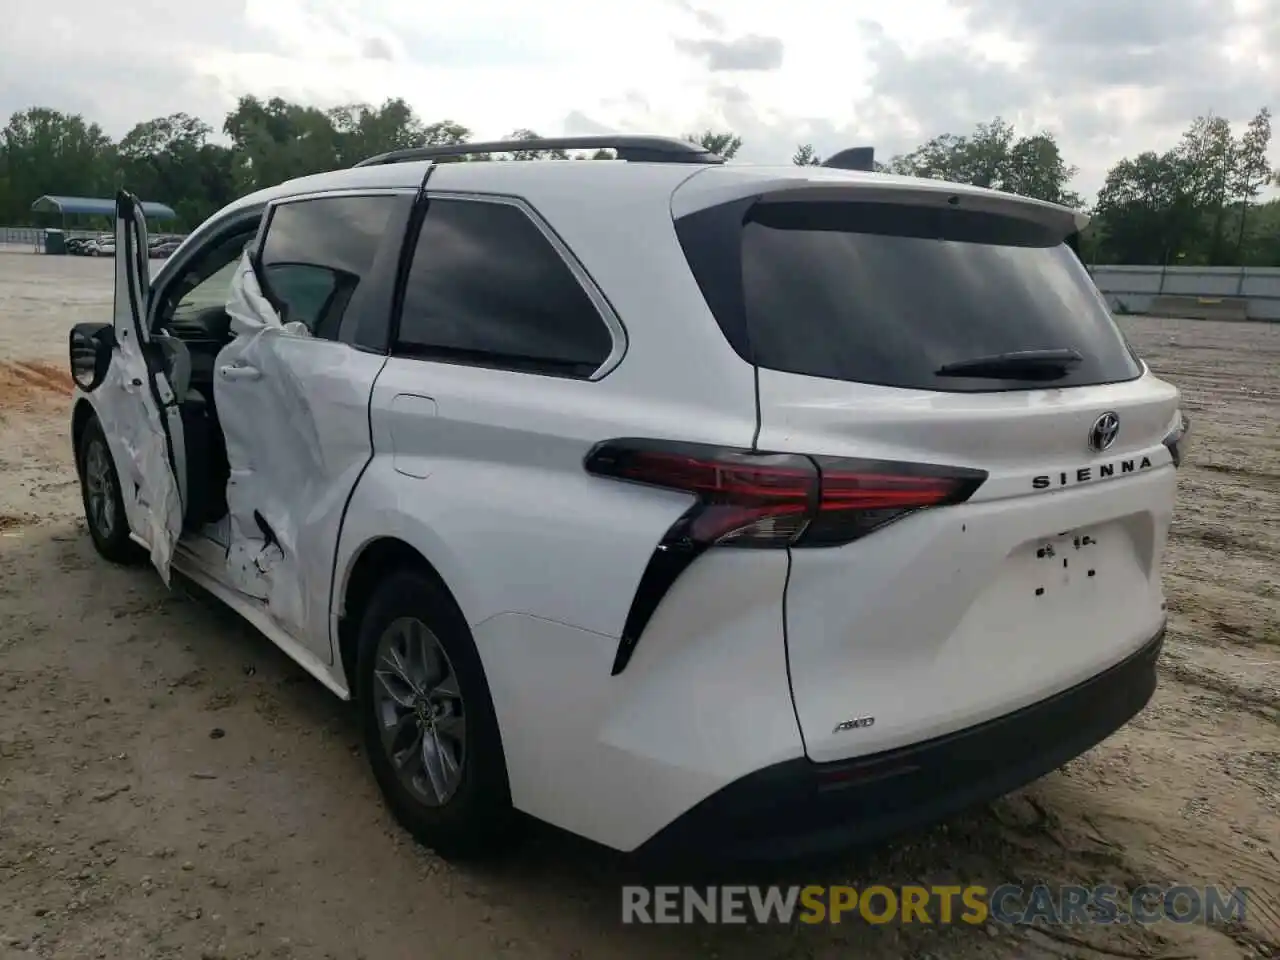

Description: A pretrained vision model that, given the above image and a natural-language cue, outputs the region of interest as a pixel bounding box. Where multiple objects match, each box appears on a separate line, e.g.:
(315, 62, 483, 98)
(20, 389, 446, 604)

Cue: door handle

(219, 364, 262, 381)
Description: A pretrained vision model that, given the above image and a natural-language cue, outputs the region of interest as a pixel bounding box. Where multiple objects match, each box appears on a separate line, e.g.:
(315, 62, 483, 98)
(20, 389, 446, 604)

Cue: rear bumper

(636, 624, 1164, 863)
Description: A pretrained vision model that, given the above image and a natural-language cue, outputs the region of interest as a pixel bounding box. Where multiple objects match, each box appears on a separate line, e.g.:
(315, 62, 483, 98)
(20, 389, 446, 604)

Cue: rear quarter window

(677, 199, 1143, 393)
(393, 197, 615, 378)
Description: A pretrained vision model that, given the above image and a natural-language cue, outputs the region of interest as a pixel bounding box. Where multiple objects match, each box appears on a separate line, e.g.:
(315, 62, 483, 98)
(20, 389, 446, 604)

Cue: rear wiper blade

(934, 348, 1084, 379)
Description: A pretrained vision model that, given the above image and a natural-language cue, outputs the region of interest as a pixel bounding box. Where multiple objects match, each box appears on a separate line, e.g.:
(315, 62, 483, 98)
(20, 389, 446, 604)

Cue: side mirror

(69, 322, 116, 392)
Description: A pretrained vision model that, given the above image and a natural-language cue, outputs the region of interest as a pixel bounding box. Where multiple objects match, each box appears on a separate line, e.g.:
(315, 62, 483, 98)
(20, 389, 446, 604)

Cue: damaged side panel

(212, 252, 385, 663)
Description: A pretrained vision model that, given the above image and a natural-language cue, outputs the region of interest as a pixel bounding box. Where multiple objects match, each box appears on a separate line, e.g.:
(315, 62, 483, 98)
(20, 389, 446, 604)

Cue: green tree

(1228, 107, 1273, 263)
(1, 107, 116, 222)
(686, 130, 742, 159)
(1091, 107, 1275, 266)
(883, 118, 1082, 207)
(117, 113, 234, 227)
(327, 99, 470, 165)
(504, 129, 569, 161)
(222, 95, 343, 194)
(1176, 113, 1235, 263)
(1091, 151, 1202, 265)
(792, 143, 822, 166)
(1241, 198, 1280, 266)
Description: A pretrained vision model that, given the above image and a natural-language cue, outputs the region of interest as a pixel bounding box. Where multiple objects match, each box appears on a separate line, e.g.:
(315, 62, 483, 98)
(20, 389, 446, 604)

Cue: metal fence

(0, 225, 110, 249)
(0, 226, 45, 248)
(1089, 265, 1280, 321)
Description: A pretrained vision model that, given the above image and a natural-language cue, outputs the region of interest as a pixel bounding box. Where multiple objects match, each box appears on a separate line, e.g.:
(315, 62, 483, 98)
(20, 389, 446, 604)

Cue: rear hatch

(672, 170, 1183, 763)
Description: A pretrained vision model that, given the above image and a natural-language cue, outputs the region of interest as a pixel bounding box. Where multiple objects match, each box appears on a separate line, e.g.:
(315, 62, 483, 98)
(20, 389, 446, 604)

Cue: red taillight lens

(804, 456, 987, 546)
(585, 440, 986, 550)
(583, 441, 818, 547)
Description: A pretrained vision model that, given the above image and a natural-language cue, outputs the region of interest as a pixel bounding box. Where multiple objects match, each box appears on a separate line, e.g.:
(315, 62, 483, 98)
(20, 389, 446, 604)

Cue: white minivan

(69, 135, 1187, 861)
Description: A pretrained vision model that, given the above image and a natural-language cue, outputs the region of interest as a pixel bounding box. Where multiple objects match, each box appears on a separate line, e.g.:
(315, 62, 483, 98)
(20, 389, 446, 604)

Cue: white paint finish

(754, 366, 1181, 495)
(756, 364, 1180, 764)
(97, 198, 185, 582)
(359, 353, 756, 640)
(388, 394, 438, 478)
(782, 469, 1173, 763)
(470, 548, 801, 851)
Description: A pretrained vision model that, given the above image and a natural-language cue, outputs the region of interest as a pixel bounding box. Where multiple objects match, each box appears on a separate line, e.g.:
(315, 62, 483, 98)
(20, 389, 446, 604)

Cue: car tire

(77, 415, 147, 565)
(356, 568, 520, 860)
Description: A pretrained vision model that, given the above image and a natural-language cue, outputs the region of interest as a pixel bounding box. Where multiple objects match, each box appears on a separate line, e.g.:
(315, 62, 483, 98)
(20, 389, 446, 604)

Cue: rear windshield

(675, 199, 1142, 393)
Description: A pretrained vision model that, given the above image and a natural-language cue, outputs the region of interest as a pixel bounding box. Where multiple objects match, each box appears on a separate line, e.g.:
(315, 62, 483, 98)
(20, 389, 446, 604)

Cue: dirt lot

(1, 250, 1277, 960)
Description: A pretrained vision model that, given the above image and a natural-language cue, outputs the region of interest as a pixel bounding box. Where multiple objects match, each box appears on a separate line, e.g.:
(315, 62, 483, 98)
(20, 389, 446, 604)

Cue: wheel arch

(335, 536, 469, 697)
(71, 397, 98, 470)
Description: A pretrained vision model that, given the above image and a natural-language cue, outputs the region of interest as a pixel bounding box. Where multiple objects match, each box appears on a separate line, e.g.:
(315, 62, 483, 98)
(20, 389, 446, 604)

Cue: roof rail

(822, 147, 876, 171)
(353, 135, 725, 168)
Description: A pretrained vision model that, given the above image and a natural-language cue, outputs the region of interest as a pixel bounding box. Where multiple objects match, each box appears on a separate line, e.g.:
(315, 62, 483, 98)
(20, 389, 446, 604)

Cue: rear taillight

(585, 439, 986, 673)
(805, 455, 986, 547)
(584, 440, 816, 547)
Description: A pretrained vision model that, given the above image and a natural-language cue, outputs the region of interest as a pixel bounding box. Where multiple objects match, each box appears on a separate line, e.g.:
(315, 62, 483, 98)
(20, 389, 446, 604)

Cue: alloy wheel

(371, 616, 467, 806)
(83, 437, 117, 539)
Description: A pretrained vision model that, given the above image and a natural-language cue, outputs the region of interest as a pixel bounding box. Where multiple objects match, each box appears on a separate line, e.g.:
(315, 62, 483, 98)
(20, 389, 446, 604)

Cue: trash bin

(44, 229, 66, 255)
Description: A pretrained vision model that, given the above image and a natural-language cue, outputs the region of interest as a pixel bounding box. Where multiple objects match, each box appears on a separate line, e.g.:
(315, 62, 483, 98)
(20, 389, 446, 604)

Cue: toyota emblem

(1088, 412, 1120, 452)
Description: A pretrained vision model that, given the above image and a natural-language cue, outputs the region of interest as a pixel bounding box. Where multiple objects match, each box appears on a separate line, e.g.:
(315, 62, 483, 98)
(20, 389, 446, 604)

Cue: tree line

(1, 96, 1275, 266)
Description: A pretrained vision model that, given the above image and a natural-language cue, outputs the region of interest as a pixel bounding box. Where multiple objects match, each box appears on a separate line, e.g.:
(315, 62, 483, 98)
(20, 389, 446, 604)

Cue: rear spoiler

(671, 145, 1089, 238)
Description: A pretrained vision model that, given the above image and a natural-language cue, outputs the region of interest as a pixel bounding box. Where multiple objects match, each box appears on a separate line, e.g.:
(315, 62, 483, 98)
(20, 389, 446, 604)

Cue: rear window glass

(677, 200, 1142, 393)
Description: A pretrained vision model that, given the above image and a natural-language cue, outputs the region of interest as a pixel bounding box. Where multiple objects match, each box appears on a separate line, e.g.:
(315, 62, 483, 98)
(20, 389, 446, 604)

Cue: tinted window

(678, 200, 1142, 392)
(396, 198, 612, 377)
(260, 195, 398, 340)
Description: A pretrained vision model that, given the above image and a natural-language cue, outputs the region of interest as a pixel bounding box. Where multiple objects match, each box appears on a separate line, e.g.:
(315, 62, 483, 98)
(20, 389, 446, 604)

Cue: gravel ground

(1, 250, 1278, 960)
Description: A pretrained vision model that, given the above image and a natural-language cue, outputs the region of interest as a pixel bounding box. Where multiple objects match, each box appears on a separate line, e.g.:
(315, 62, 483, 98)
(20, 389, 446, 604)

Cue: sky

(2, 0, 1277, 199)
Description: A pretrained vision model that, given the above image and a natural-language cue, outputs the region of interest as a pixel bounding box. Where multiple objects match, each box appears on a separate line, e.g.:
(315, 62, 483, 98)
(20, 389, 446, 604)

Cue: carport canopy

(30, 195, 177, 220)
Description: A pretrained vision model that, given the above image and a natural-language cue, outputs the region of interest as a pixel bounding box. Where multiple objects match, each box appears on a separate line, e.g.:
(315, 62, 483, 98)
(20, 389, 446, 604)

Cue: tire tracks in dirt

(0, 359, 73, 416)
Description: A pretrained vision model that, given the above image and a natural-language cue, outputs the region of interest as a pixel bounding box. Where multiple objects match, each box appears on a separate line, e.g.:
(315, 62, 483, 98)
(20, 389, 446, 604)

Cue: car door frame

(146, 206, 269, 326)
(93, 190, 187, 582)
(208, 184, 424, 664)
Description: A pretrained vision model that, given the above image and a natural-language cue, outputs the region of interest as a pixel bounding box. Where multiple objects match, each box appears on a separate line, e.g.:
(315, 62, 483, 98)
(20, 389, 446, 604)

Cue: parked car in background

(66, 234, 111, 256)
(150, 238, 183, 258)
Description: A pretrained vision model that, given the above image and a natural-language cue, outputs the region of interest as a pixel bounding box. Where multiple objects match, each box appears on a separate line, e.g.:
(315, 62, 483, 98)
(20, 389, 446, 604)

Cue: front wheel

(77, 415, 146, 565)
(356, 568, 520, 860)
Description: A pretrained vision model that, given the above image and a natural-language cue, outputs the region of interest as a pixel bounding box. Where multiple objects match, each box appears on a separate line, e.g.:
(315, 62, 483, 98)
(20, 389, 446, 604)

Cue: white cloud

(0, 0, 1276, 199)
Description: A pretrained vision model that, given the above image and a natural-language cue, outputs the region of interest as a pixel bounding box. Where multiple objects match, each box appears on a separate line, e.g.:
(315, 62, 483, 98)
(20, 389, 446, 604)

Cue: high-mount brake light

(584, 439, 986, 673)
